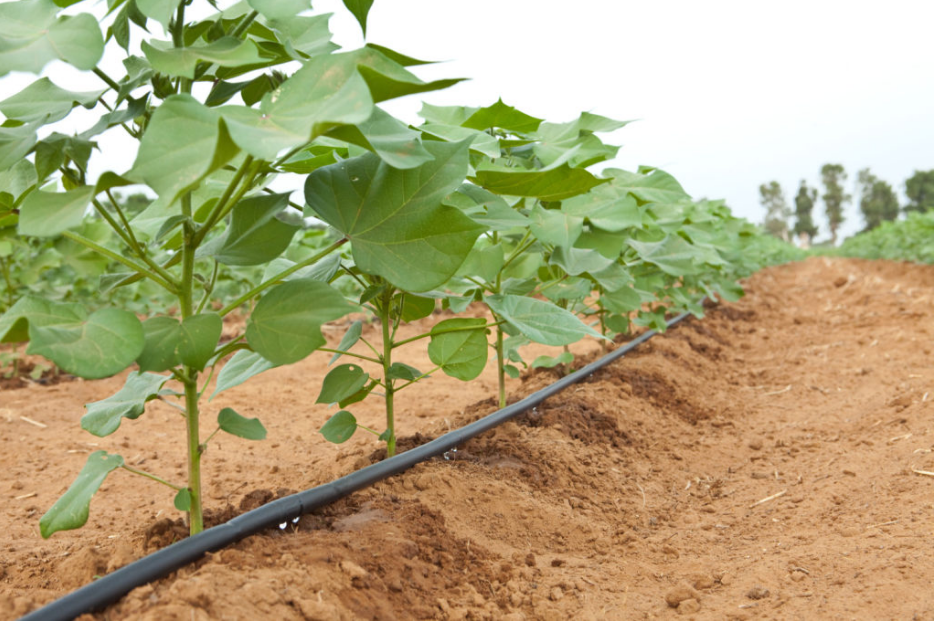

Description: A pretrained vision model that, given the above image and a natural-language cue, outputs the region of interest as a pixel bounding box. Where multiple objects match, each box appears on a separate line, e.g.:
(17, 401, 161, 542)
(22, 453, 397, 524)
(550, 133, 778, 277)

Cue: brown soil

(3, 256, 934, 620)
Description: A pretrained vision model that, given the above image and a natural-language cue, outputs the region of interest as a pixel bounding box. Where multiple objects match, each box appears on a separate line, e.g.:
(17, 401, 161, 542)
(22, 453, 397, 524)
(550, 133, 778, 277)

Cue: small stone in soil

(745, 586, 770, 600)
(666, 583, 702, 608)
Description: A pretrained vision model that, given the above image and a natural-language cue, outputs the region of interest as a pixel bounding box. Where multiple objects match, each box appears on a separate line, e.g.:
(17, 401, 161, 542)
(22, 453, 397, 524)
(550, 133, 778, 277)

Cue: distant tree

(792, 180, 818, 247)
(857, 168, 899, 231)
(904, 169, 934, 213)
(820, 164, 850, 245)
(759, 181, 791, 240)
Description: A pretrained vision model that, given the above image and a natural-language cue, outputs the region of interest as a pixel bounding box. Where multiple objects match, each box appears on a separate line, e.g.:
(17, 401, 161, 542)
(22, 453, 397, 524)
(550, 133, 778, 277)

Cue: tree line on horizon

(759, 167, 934, 246)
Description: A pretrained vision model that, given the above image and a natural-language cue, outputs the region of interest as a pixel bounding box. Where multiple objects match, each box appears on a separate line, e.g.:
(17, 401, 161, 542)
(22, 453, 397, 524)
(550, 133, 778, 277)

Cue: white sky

(5, 0, 933, 242)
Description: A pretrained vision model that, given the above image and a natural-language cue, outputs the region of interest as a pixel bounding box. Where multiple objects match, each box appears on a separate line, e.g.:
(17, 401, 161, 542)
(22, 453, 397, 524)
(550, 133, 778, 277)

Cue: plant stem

(182, 374, 204, 534)
(120, 465, 183, 491)
(599, 307, 608, 352)
(0, 257, 14, 308)
(317, 348, 381, 365)
(193, 157, 257, 246)
(218, 237, 348, 316)
(92, 67, 121, 92)
(61, 231, 176, 292)
(391, 321, 503, 349)
(495, 324, 507, 409)
(394, 365, 441, 393)
(379, 290, 396, 457)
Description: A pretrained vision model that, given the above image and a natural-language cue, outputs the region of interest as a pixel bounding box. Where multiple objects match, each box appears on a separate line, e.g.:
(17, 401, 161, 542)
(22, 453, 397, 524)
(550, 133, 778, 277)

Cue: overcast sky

(6, 0, 933, 243)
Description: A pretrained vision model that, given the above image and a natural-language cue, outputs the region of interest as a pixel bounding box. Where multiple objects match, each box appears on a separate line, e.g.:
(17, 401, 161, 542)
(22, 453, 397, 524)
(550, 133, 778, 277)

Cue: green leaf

(428, 317, 488, 381)
(212, 349, 277, 399)
(338, 378, 377, 408)
(18, 187, 94, 237)
(329, 320, 362, 365)
(0, 121, 40, 174)
(530, 204, 583, 248)
(387, 362, 421, 381)
(220, 53, 373, 160)
(457, 243, 504, 283)
(532, 112, 627, 168)
(261, 252, 342, 284)
(317, 363, 369, 404)
(246, 280, 356, 365)
(269, 14, 337, 59)
(486, 294, 603, 346)
(562, 187, 642, 232)
(247, 0, 309, 20)
(531, 351, 574, 369)
(327, 107, 433, 169)
(419, 123, 500, 158)
(305, 140, 483, 292)
(0, 2, 104, 75)
(394, 294, 435, 322)
(342, 0, 373, 36)
(549, 246, 613, 276)
(128, 94, 239, 205)
(177, 313, 222, 371)
(81, 371, 169, 436)
(40, 451, 124, 538)
(504, 363, 520, 379)
(137, 316, 180, 372)
(605, 167, 690, 204)
(0, 78, 105, 124)
(601, 285, 652, 314)
(205, 193, 299, 266)
(174, 488, 192, 512)
(0, 159, 37, 202)
(588, 262, 633, 292)
(629, 235, 702, 276)
(462, 99, 542, 134)
(342, 46, 463, 102)
(320, 410, 357, 444)
(136, 0, 180, 28)
(142, 37, 264, 79)
(0, 297, 143, 378)
(470, 165, 607, 201)
(218, 407, 267, 440)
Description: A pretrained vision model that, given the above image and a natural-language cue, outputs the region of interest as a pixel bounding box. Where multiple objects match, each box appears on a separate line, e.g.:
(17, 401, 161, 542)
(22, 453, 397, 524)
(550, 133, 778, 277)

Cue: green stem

(357, 424, 382, 437)
(218, 237, 348, 316)
(495, 324, 506, 409)
(92, 67, 121, 92)
(211, 338, 248, 365)
(196, 261, 219, 315)
(0, 257, 15, 308)
(379, 290, 396, 458)
(193, 156, 257, 246)
(391, 321, 503, 349)
(61, 231, 176, 292)
(120, 465, 183, 491)
(182, 374, 203, 534)
(599, 306, 608, 352)
(230, 10, 259, 38)
(317, 348, 381, 365)
(394, 365, 441, 393)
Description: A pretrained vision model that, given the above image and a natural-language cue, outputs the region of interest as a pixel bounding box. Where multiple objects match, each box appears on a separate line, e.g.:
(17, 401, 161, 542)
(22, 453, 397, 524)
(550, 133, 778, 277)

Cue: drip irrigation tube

(22, 310, 693, 621)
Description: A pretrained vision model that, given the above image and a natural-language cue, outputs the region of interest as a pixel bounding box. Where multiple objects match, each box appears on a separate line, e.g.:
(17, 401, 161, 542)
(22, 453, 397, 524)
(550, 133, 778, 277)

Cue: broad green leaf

(540, 277, 591, 303)
(205, 193, 299, 266)
(0, 160, 37, 202)
(174, 488, 192, 512)
(0, 2, 104, 75)
(562, 187, 642, 232)
(261, 252, 342, 284)
(457, 243, 504, 283)
(211, 349, 277, 399)
(0, 78, 104, 124)
(269, 14, 337, 59)
(317, 363, 369, 404)
(605, 167, 691, 204)
(136, 316, 181, 372)
(602, 285, 652, 314)
(419, 123, 500, 159)
(462, 99, 542, 134)
(81, 371, 169, 436)
(428, 318, 488, 381)
(329, 320, 362, 365)
(342, 46, 463, 102)
(530, 204, 583, 248)
(531, 351, 574, 369)
(342, 0, 373, 36)
(629, 235, 702, 276)
(575, 227, 627, 258)
(305, 140, 482, 292)
(320, 410, 357, 443)
(141, 38, 264, 79)
(220, 53, 373, 160)
(588, 262, 633, 292)
(247, 0, 309, 20)
(418, 102, 477, 126)
(387, 362, 422, 381)
(136, 0, 180, 28)
(549, 246, 613, 276)
(394, 293, 436, 322)
(39, 451, 124, 538)
(129, 95, 239, 205)
(327, 107, 433, 169)
(246, 280, 356, 365)
(0, 121, 40, 173)
(218, 407, 267, 440)
(18, 187, 94, 237)
(470, 165, 607, 201)
(177, 313, 222, 370)
(29, 307, 145, 378)
(533, 112, 628, 168)
(504, 364, 520, 379)
(486, 294, 603, 346)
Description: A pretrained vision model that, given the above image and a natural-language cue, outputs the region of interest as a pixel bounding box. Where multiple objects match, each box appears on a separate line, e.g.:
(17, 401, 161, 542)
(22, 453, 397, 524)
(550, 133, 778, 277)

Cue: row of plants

(835, 211, 934, 264)
(0, 0, 791, 540)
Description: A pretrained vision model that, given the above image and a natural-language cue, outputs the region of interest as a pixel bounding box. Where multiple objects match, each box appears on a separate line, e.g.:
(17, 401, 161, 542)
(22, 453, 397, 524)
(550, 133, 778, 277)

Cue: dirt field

(2, 256, 934, 620)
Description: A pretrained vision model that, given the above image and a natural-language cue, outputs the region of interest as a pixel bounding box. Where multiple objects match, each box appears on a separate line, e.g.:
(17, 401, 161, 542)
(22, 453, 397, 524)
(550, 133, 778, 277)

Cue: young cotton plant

(0, 0, 470, 537)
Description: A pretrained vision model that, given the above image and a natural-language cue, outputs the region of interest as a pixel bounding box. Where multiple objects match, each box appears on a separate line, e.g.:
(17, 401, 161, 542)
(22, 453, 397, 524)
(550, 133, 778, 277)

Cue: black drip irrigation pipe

(22, 310, 694, 621)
